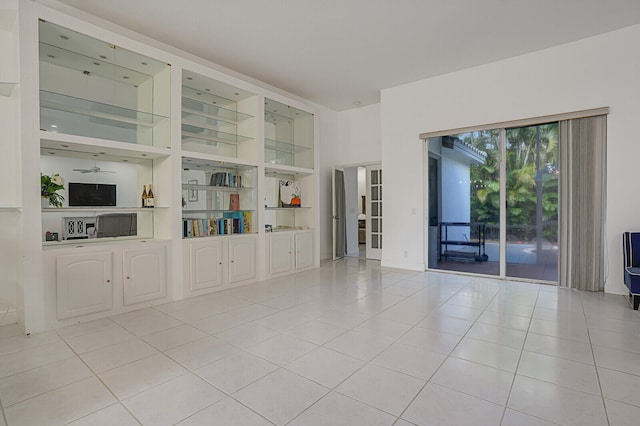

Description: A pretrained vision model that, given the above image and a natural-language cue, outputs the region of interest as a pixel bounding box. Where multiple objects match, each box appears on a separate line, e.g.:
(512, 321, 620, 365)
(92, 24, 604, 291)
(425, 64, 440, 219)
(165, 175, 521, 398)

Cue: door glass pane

(372, 218, 378, 233)
(372, 202, 379, 217)
(371, 170, 379, 185)
(427, 131, 501, 276)
(372, 186, 379, 201)
(372, 234, 379, 248)
(505, 123, 558, 282)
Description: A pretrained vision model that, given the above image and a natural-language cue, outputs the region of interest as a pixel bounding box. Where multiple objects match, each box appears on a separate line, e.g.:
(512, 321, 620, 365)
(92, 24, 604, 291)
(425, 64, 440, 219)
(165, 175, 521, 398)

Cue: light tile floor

(2, 258, 640, 425)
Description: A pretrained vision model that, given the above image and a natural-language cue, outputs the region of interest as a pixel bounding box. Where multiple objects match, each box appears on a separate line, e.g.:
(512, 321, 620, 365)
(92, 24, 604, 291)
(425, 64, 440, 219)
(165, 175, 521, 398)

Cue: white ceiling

(42, 0, 640, 111)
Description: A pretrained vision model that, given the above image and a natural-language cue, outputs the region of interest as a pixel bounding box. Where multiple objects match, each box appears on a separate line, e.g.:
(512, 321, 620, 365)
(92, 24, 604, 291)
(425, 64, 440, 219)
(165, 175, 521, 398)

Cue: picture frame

(188, 179, 198, 202)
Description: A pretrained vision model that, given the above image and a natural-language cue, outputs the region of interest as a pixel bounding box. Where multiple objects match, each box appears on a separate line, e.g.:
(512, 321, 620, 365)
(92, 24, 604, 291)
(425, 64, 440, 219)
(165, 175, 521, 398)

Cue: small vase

(41, 197, 50, 208)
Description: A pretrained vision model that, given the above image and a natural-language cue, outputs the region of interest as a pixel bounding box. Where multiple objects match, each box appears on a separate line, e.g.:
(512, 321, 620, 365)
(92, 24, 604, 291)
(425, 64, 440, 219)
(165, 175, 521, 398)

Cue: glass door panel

(427, 130, 501, 276)
(366, 165, 382, 260)
(505, 123, 558, 282)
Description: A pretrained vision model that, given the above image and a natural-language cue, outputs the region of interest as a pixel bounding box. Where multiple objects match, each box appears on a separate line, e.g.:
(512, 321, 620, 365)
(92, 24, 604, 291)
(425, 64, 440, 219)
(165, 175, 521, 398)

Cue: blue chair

(622, 232, 640, 310)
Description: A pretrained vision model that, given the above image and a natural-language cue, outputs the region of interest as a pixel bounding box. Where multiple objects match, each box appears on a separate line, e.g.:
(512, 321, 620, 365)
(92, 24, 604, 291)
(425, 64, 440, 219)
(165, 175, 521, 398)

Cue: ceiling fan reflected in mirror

(73, 162, 116, 174)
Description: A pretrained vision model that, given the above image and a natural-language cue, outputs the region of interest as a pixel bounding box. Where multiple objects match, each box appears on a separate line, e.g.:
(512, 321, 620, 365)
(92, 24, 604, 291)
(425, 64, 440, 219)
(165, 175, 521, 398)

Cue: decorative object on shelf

(141, 185, 148, 208)
(188, 180, 198, 201)
(279, 180, 301, 207)
(41, 173, 65, 208)
(230, 194, 240, 211)
(147, 184, 155, 208)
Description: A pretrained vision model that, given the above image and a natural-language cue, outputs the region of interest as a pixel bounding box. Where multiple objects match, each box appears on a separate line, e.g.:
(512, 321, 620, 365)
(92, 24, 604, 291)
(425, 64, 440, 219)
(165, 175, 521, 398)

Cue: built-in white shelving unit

(7, 2, 319, 332)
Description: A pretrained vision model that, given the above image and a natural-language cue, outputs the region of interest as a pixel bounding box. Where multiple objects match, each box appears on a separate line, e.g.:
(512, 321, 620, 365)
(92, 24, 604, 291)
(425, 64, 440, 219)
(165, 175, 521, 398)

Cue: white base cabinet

(56, 251, 113, 320)
(229, 237, 257, 284)
(185, 238, 224, 296)
(46, 241, 169, 325)
(123, 246, 167, 306)
(183, 235, 257, 298)
(267, 230, 314, 277)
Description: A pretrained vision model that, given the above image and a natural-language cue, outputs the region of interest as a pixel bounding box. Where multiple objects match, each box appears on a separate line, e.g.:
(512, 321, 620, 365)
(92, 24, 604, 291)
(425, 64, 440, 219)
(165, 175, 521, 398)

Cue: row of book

(209, 172, 243, 188)
(183, 211, 252, 238)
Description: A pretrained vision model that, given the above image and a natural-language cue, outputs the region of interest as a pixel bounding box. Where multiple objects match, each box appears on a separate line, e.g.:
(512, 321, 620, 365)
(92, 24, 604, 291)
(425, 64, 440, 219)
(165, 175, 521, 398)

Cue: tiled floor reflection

(1, 257, 639, 425)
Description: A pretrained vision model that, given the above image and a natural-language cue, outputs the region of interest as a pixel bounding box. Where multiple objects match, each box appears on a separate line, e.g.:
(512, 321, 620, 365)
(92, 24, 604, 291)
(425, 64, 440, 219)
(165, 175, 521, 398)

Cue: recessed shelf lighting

(49, 152, 55, 155)
(50, 125, 57, 128)
(99, 55, 107, 59)
(59, 35, 69, 40)
(186, 77, 193, 80)
(93, 62, 100, 66)
(61, 145, 69, 148)
(122, 76, 129, 79)
(93, 154, 99, 157)
(141, 154, 147, 157)
(47, 54, 55, 59)
(141, 62, 148, 66)
(122, 159, 129, 162)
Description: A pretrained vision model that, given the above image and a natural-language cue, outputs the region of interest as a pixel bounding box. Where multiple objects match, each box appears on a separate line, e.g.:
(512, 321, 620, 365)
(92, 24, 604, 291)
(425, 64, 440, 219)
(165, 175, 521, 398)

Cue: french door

(366, 165, 382, 260)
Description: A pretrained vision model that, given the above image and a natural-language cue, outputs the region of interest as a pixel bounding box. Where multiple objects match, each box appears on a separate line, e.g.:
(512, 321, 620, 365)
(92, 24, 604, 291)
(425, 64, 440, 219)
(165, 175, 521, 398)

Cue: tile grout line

(582, 294, 612, 426)
(497, 283, 540, 425)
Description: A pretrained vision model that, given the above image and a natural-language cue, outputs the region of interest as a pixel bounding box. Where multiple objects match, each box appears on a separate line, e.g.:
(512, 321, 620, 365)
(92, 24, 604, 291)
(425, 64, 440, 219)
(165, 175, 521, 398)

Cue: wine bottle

(147, 184, 155, 208)
(141, 185, 148, 208)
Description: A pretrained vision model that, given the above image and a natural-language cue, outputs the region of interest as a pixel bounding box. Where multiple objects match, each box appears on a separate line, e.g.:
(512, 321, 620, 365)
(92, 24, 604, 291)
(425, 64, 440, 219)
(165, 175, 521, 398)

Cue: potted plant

(41, 173, 65, 208)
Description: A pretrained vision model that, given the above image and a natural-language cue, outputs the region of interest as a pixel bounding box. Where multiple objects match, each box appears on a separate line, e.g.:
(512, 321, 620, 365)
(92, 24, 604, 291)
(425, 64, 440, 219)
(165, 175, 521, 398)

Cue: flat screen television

(68, 183, 116, 207)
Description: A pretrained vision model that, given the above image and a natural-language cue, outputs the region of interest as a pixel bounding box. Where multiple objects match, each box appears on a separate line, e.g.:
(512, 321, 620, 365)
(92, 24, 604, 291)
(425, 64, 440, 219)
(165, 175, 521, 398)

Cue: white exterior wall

(380, 24, 640, 293)
(440, 155, 471, 242)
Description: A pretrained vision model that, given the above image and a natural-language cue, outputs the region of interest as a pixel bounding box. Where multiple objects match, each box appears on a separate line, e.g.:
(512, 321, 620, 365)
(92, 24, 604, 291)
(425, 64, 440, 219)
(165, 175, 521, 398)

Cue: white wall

(319, 102, 381, 260)
(380, 24, 640, 293)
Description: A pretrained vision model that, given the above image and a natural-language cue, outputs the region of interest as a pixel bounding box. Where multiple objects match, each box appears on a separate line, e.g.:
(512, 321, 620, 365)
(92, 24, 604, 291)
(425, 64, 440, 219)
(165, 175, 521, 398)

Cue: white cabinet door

(228, 237, 256, 284)
(190, 239, 224, 292)
(295, 231, 314, 270)
(56, 251, 113, 320)
(269, 233, 293, 276)
(123, 246, 166, 306)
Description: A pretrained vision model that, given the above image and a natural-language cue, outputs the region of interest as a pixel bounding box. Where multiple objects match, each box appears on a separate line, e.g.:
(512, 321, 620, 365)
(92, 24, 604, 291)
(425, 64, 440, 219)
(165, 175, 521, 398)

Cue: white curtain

(558, 115, 607, 291)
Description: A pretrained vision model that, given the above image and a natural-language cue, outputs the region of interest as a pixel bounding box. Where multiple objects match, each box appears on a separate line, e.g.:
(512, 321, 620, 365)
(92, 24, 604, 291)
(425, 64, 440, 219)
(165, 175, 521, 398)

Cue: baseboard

(380, 259, 426, 271)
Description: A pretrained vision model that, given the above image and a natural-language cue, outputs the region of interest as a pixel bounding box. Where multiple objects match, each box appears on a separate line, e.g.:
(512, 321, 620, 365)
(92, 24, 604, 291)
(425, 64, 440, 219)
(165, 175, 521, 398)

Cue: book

(230, 194, 240, 211)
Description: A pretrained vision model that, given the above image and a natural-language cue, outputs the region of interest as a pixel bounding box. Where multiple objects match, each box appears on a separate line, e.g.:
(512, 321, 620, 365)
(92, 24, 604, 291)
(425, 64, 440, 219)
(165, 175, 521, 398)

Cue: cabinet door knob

(106, 279, 110, 283)
(126, 276, 130, 279)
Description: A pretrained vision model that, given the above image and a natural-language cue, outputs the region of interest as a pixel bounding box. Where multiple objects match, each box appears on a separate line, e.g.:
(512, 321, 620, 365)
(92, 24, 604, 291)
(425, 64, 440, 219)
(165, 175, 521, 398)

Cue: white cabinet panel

(228, 237, 256, 284)
(56, 251, 113, 320)
(269, 233, 294, 275)
(123, 246, 166, 305)
(190, 239, 224, 292)
(295, 231, 314, 271)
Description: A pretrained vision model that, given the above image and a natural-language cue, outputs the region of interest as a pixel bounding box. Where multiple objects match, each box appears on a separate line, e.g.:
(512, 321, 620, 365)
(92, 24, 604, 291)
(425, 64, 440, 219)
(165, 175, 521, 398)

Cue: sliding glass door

(427, 122, 558, 283)
(427, 130, 501, 276)
(505, 123, 559, 281)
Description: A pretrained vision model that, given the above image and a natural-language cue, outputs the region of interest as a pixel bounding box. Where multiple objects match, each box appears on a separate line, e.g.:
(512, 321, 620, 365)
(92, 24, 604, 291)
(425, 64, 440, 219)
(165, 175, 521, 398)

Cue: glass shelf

(183, 209, 256, 214)
(42, 207, 164, 213)
(265, 206, 311, 210)
(264, 98, 314, 169)
(182, 184, 254, 192)
(265, 138, 313, 153)
(40, 91, 167, 145)
(181, 129, 253, 145)
(182, 101, 253, 126)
